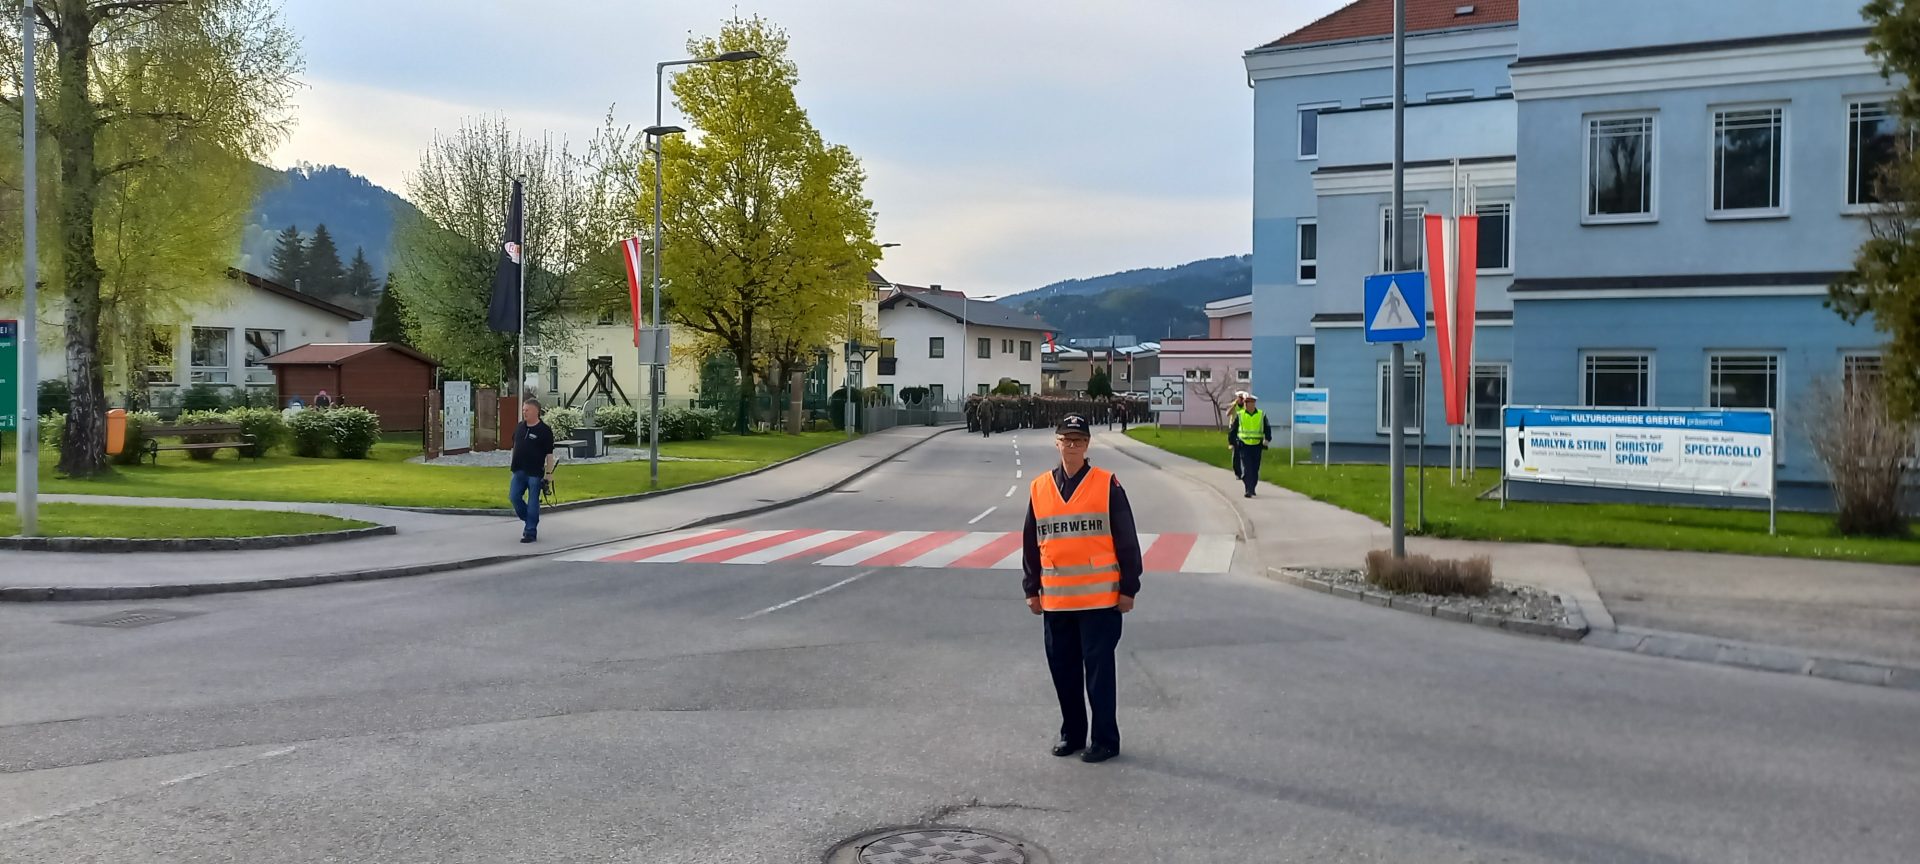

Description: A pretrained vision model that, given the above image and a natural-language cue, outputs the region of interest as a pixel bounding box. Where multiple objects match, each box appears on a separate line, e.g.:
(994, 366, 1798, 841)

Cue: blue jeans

(510, 471, 541, 537)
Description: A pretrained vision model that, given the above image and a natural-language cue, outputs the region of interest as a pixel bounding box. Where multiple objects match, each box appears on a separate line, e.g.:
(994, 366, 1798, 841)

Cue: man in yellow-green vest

(1228, 392, 1271, 498)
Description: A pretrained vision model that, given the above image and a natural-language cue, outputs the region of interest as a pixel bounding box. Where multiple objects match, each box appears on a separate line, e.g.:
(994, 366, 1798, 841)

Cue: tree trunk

(53, 5, 110, 477)
(786, 365, 803, 435)
(733, 310, 754, 435)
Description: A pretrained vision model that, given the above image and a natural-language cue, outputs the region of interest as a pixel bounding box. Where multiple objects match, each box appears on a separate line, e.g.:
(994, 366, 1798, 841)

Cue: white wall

(874, 304, 1044, 401)
(4, 276, 355, 392)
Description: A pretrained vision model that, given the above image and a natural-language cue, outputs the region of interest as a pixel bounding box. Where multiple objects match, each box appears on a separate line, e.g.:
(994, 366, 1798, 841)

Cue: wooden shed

(262, 343, 439, 431)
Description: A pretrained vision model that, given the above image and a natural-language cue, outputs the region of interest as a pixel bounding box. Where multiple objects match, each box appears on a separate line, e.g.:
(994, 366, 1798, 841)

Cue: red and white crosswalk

(559, 528, 1237, 573)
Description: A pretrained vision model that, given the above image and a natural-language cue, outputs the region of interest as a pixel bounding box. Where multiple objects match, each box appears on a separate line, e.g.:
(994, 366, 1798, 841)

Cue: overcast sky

(271, 0, 1347, 297)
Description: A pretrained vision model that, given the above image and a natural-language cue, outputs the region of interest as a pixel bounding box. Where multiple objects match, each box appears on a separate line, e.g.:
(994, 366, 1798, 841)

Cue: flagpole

(517, 174, 527, 403)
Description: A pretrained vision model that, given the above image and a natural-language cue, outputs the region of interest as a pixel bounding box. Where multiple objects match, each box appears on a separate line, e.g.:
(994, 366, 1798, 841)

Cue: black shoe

(1051, 740, 1084, 758)
(1080, 745, 1119, 763)
(520, 535, 536, 544)
(1243, 492, 1254, 498)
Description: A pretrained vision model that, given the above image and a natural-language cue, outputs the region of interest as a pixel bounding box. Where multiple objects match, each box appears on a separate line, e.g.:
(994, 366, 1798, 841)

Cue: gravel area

(1287, 566, 1572, 624)
(411, 447, 707, 467)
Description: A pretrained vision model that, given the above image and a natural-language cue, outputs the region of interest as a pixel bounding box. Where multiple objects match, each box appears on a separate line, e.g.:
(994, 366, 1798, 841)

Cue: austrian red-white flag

(621, 236, 646, 347)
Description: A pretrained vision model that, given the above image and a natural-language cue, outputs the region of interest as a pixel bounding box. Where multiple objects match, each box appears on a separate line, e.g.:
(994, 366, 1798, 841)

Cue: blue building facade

(1245, 0, 1895, 484)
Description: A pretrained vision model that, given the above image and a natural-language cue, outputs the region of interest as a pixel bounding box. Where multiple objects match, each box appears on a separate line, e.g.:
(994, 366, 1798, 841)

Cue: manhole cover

(61, 609, 202, 629)
(826, 827, 1043, 864)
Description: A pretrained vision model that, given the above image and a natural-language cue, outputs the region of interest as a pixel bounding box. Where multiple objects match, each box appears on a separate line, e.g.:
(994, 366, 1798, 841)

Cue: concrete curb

(1269, 566, 1590, 642)
(0, 525, 395, 553)
(0, 426, 961, 603)
(382, 430, 899, 517)
(1578, 625, 1920, 692)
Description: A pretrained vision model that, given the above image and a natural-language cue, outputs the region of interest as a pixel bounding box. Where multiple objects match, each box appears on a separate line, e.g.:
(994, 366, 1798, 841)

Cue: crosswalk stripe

(816, 531, 932, 566)
(684, 529, 821, 564)
(900, 531, 1003, 568)
(727, 529, 859, 565)
(571, 530, 1236, 573)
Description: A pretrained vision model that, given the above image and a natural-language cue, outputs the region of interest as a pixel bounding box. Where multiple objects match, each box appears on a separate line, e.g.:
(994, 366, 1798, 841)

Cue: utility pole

(1388, 0, 1407, 557)
(16, 0, 39, 536)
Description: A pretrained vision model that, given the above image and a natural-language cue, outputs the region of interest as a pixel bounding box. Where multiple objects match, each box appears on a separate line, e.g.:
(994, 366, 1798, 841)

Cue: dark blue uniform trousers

(1044, 607, 1123, 751)
(1236, 442, 1264, 496)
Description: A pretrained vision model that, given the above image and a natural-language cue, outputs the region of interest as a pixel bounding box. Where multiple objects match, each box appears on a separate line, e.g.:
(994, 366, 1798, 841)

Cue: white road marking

(814, 531, 931, 566)
(629, 530, 791, 563)
(0, 746, 298, 833)
(740, 570, 877, 619)
(967, 506, 996, 525)
(1015, 469, 1022, 478)
(724, 529, 858, 565)
(1183, 534, 1238, 573)
(901, 531, 1004, 567)
(1005, 485, 1017, 498)
(1016, 458, 1021, 466)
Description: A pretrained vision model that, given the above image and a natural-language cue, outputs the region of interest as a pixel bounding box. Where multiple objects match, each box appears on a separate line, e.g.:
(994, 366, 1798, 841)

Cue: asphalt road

(2, 430, 1915, 863)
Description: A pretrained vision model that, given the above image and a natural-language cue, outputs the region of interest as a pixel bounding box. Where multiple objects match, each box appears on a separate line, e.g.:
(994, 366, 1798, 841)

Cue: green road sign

(0, 319, 17, 432)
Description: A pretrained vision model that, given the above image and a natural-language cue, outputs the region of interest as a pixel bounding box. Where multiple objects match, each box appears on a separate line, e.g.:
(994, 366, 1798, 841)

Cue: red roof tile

(1263, 0, 1518, 49)
(261, 342, 438, 367)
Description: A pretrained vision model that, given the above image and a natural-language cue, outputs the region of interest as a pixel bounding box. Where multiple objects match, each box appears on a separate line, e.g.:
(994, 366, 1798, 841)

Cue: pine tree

(370, 276, 408, 345)
(341, 247, 378, 311)
(268, 225, 306, 287)
(302, 223, 346, 302)
(1088, 366, 1114, 398)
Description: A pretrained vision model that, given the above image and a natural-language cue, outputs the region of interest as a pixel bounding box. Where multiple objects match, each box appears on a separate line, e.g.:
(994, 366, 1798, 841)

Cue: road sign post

(1, 320, 17, 436)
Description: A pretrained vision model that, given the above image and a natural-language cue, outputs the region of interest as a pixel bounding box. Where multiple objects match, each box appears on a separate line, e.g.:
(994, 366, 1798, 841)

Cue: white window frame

(146, 325, 178, 386)
(1426, 89, 1475, 102)
(1298, 102, 1338, 160)
(1580, 351, 1655, 408)
(243, 328, 283, 385)
(189, 326, 231, 385)
(1708, 103, 1788, 220)
(1236, 368, 1251, 383)
(1360, 96, 1394, 107)
(1376, 360, 1425, 435)
(1583, 112, 1659, 225)
(1706, 351, 1785, 464)
(1471, 362, 1511, 437)
(548, 355, 560, 394)
(1295, 337, 1316, 389)
(1495, 85, 1513, 97)
(1845, 96, 1902, 213)
(1185, 367, 1213, 382)
(1380, 204, 1427, 272)
(1296, 218, 1318, 284)
(1841, 350, 1883, 388)
(1475, 201, 1514, 274)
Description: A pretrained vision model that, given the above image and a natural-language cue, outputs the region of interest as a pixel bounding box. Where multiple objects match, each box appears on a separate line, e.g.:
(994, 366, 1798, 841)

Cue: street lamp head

(878, 242, 901, 249)
(713, 49, 763, 62)
(643, 124, 687, 138)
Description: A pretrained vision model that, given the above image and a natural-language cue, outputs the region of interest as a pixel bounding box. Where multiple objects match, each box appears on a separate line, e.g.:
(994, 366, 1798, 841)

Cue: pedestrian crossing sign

(1363, 272, 1426, 344)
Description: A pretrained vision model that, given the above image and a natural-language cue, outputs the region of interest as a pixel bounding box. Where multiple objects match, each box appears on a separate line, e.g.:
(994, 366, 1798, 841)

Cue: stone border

(0, 525, 395, 554)
(1270, 566, 1590, 641)
(1581, 626, 1920, 692)
(0, 427, 960, 602)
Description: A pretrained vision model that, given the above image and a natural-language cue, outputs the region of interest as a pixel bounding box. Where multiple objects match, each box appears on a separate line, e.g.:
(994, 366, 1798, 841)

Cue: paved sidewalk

(0, 426, 955, 600)
(1105, 431, 1920, 673)
(0, 493, 467, 532)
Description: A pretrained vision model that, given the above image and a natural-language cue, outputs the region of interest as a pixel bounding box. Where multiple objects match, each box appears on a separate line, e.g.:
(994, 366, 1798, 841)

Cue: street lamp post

(15, 0, 37, 536)
(648, 48, 760, 488)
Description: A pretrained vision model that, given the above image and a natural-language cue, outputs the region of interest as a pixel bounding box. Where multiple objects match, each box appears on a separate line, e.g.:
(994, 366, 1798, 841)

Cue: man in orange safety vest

(1022, 414, 1144, 764)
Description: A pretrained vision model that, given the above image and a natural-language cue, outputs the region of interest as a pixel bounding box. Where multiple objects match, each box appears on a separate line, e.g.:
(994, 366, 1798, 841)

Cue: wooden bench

(142, 423, 258, 465)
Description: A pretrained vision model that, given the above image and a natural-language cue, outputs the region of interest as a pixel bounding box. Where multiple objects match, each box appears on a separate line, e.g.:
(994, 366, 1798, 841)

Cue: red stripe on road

(1141, 533, 1198, 573)
(777, 530, 889, 563)
(951, 532, 1023, 569)
(684, 529, 821, 564)
(858, 531, 969, 567)
(601, 529, 744, 562)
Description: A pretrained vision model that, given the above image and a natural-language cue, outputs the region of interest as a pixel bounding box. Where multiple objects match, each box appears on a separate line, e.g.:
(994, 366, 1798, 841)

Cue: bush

(39, 411, 66, 450)
(226, 407, 289, 457)
(663, 406, 719, 441)
(289, 409, 332, 457)
(230, 386, 279, 409)
(900, 386, 930, 406)
(174, 410, 230, 460)
(111, 411, 162, 465)
(544, 405, 584, 440)
(181, 383, 230, 413)
(326, 407, 382, 459)
(595, 404, 639, 443)
(992, 378, 1024, 396)
(37, 379, 71, 415)
(1364, 550, 1493, 597)
(1808, 376, 1915, 536)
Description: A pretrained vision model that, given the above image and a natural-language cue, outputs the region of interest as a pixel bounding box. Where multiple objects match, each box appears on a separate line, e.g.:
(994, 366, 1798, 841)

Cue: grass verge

(0, 431, 845, 509)
(1127, 426, 1920, 566)
(1, 502, 373, 539)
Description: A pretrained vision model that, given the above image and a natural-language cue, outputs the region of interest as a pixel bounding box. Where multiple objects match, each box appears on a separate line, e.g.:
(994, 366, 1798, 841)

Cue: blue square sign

(1363, 271, 1426, 344)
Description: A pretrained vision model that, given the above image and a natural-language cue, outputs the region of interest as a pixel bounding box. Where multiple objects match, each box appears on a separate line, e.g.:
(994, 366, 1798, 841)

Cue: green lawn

(0, 431, 845, 510)
(1128, 426, 1920, 566)
(2, 502, 372, 539)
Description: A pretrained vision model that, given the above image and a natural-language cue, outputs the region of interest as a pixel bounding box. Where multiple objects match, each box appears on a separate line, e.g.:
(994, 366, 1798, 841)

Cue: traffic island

(1271, 565, 1590, 641)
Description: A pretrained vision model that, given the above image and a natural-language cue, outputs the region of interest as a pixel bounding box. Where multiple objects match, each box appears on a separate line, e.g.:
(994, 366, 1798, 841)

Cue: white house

(3, 269, 363, 407)
(873, 285, 1053, 404)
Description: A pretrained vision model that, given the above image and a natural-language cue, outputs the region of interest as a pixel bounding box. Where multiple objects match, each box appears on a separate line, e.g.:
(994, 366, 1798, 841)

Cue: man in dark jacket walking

(509, 399, 557, 542)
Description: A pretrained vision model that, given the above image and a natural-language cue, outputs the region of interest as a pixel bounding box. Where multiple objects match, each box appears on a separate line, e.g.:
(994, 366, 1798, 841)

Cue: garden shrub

(289, 409, 332, 457)
(1364, 550, 1493, 597)
(326, 407, 382, 459)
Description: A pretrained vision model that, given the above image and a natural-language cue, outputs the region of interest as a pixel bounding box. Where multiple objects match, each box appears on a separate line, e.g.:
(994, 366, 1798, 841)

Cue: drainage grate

(827, 828, 1040, 864)
(61, 609, 202, 629)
